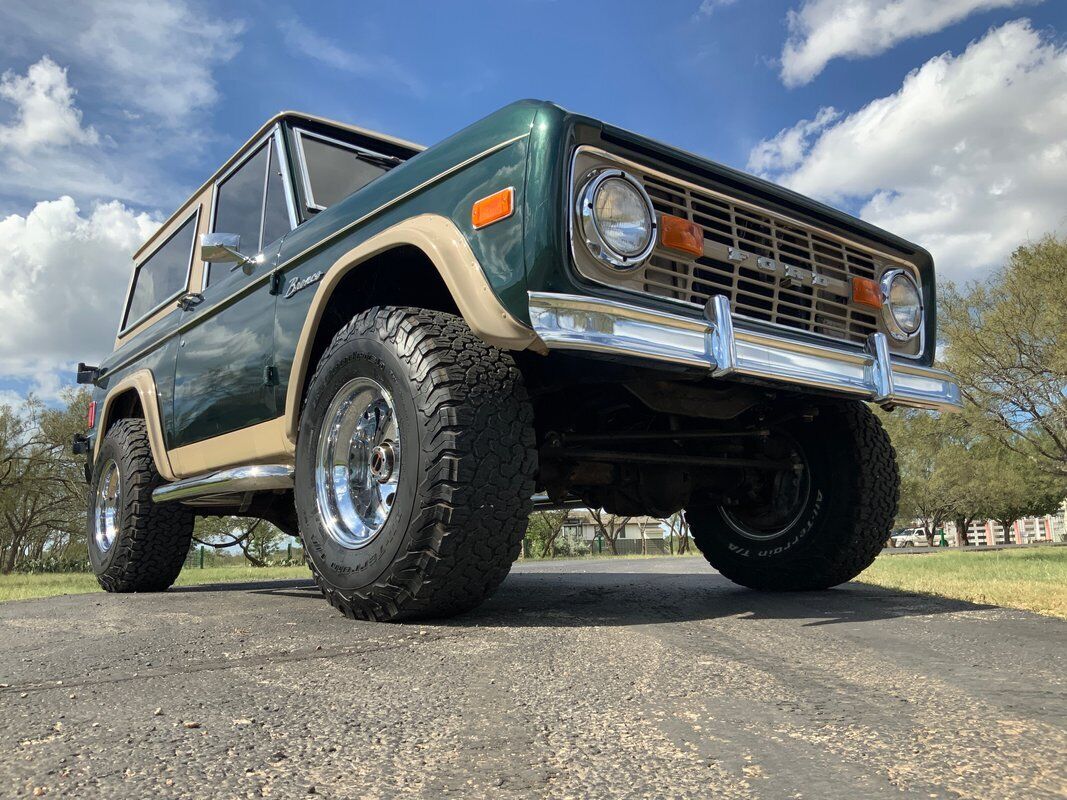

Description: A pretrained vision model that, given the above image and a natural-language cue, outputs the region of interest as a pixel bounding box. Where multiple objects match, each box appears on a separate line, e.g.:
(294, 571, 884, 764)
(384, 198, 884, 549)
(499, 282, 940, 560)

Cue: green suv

(75, 101, 960, 620)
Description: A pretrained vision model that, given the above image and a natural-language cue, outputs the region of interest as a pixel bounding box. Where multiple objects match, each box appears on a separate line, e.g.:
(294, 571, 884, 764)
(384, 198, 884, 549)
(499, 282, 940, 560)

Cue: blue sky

(0, 0, 1065, 404)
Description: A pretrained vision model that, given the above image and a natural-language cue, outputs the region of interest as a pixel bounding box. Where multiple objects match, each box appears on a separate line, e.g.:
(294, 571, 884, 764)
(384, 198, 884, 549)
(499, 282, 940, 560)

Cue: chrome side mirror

(200, 233, 258, 273)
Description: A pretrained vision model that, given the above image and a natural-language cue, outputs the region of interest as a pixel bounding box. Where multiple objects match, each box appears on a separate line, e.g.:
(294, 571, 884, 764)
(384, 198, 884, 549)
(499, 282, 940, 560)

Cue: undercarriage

(524, 353, 816, 520)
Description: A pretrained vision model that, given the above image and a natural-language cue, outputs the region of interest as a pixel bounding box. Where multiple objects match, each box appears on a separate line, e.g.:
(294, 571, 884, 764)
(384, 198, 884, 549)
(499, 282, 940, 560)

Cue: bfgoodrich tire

(688, 401, 898, 591)
(87, 418, 194, 592)
(294, 307, 537, 622)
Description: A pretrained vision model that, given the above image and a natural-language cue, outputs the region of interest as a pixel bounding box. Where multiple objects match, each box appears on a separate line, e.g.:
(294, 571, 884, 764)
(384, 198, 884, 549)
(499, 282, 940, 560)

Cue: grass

(859, 546, 1067, 619)
(2, 547, 1064, 618)
(0, 564, 313, 603)
(0, 553, 692, 601)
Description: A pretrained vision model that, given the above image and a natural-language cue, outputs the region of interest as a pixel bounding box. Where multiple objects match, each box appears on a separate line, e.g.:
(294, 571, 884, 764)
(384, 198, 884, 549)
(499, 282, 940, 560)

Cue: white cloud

(0, 389, 25, 411)
(0, 197, 158, 386)
(780, 0, 1035, 86)
(0, 0, 244, 128)
(278, 18, 424, 97)
(696, 0, 739, 15)
(747, 107, 840, 173)
(0, 1, 245, 395)
(0, 57, 157, 209)
(75, 0, 245, 126)
(0, 56, 98, 154)
(749, 20, 1067, 282)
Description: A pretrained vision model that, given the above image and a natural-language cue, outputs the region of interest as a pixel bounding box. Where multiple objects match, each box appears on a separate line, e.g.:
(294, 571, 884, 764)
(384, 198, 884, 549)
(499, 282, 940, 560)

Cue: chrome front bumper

(528, 292, 962, 413)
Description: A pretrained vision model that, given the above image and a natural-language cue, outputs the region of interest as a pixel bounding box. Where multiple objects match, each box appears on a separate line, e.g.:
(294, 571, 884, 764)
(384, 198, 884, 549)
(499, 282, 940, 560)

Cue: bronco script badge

(283, 271, 324, 299)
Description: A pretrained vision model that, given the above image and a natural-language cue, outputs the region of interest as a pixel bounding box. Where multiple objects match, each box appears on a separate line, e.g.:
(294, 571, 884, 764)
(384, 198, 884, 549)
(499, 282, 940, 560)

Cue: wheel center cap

(369, 442, 395, 483)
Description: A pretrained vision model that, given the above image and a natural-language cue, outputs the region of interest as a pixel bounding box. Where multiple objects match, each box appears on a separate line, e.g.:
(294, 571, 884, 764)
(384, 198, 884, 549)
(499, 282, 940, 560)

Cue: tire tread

(91, 418, 194, 593)
(303, 307, 537, 621)
(690, 401, 898, 591)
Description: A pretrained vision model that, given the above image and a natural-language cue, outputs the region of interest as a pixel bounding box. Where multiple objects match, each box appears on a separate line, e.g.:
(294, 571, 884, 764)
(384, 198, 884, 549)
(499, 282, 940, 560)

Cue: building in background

(555, 509, 675, 555)
(944, 500, 1067, 546)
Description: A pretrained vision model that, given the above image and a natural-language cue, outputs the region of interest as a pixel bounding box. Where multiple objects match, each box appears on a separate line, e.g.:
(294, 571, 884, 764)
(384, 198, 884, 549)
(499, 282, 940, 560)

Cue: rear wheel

(295, 307, 537, 621)
(87, 419, 194, 592)
(688, 401, 897, 591)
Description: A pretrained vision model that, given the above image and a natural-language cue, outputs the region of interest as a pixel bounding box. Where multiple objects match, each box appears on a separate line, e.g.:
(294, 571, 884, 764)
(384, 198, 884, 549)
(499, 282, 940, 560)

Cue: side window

(262, 140, 290, 248)
(296, 130, 390, 212)
(210, 143, 268, 288)
(122, 212, 197, 331)
(207, 133, 293, 288)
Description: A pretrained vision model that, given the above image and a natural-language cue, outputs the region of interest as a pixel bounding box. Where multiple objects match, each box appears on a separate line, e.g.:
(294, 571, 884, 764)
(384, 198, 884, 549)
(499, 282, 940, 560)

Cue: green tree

(0, 391, 89, 572)
(194, 516, 286, 567)
(880, 409, 959, 545)
(940, 236, 1067, 478)
(972, 442, 1065, 543)
(937, 444, 988, 546)
(588, 509, 630, 555)
(525, 510, 568, 558)
(879, 408, 1014, 546)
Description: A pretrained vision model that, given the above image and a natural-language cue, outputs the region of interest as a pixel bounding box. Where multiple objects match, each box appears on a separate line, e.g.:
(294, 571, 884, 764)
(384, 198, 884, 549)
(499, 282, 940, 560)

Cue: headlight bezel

(575, 168, 658, 270)
(880, 268, 924, 341)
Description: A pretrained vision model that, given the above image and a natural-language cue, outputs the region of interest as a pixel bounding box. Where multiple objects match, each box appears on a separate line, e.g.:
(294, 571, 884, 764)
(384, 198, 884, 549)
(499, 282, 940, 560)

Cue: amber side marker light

(87, 400, 97, 429)
(852, 277, 883, 309)
(660, 214, 704, 257)
(471, 187, 514, 230)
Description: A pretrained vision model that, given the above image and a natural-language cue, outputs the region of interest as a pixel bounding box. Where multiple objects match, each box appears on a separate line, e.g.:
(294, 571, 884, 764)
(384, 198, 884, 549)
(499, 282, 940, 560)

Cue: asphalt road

(1, 557, 1064, 799)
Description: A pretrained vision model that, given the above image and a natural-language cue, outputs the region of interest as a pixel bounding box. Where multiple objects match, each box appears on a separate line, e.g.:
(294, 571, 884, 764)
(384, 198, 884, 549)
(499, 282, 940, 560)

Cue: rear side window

(122, 212, 197, 331)
(295, 130, 390, 211)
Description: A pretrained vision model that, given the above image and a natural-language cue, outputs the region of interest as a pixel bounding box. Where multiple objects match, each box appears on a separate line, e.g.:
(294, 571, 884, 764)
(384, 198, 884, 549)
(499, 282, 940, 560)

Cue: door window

(207, 132, 293, 288)
(262, 141, 291, 248)
(122, 211, 197, 331)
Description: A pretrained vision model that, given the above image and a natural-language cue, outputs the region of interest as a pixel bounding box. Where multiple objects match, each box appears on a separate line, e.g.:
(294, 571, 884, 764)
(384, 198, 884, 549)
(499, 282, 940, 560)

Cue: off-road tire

(295, 307, 537, 622)
(87, 419, 194, 592)
(688, 401, 897, 591)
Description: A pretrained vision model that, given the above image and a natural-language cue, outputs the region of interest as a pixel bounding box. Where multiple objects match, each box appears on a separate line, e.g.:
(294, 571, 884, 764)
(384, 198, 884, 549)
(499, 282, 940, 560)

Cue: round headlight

(577, 169, 657, 269)
(881, 269, 923, 340)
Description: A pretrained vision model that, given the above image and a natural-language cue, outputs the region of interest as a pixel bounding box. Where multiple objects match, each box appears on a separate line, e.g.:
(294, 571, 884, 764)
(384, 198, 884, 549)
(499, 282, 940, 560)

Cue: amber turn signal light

(87, 400, 97, 429)
(851, 277, 883, 309)
(660, 214, 704, 257)
(471, 187, 514, 229)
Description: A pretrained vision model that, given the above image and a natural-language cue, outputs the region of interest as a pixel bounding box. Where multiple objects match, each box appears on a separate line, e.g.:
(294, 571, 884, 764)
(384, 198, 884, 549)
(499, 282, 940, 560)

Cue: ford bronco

(74, 101, 961, 620)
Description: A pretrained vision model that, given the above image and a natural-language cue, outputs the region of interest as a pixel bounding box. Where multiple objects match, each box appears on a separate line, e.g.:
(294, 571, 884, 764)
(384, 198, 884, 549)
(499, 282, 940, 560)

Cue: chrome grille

(640, 173, 882, 345)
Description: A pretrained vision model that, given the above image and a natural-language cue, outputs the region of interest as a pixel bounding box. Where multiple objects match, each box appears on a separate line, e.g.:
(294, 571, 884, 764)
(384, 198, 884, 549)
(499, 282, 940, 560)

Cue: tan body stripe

(94, 215, 537, 480)
(282, 213, 538, 443)
(92, 371, 177, 481)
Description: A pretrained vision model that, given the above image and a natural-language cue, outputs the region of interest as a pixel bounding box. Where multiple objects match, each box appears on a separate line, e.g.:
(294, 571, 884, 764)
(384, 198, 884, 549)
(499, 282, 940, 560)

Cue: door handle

(178, 293, 204, 311)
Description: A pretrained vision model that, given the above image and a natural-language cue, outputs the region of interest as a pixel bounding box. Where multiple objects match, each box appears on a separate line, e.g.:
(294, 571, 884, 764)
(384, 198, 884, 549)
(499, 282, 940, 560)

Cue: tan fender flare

(283, 213, 539, 443)
(92, 370, 177, 482)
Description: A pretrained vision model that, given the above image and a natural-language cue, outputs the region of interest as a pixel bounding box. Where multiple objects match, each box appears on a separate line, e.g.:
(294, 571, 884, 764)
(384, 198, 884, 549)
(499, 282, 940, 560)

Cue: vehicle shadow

(173, 567, 996, 628)
(171, 578, 317, 594)
(453, 571, 994, 629)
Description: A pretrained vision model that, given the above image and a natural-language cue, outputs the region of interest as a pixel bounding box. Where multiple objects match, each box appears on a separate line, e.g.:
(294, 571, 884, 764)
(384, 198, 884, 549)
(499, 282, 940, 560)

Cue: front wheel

(294, 307, 537, 621)
(688, 401, 898, 591)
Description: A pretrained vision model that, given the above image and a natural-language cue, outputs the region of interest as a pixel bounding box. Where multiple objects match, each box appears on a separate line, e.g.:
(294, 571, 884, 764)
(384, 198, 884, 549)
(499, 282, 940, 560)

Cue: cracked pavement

(1, 556, 1064, 798)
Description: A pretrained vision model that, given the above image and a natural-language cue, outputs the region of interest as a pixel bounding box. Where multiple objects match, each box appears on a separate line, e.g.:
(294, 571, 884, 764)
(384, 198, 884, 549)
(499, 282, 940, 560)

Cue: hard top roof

(132, 111, 425, 262)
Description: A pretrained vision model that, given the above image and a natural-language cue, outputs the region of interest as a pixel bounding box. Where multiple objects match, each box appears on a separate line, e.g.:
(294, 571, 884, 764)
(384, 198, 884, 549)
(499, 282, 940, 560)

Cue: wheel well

(297, 245, 460, 410)
(103, 389, 144, 433)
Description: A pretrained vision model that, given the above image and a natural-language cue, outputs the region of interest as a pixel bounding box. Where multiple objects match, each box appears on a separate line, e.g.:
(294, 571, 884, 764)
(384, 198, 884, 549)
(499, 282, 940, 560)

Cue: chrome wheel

(94, 459, 121, 553)
(315, 377, 401, 549)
